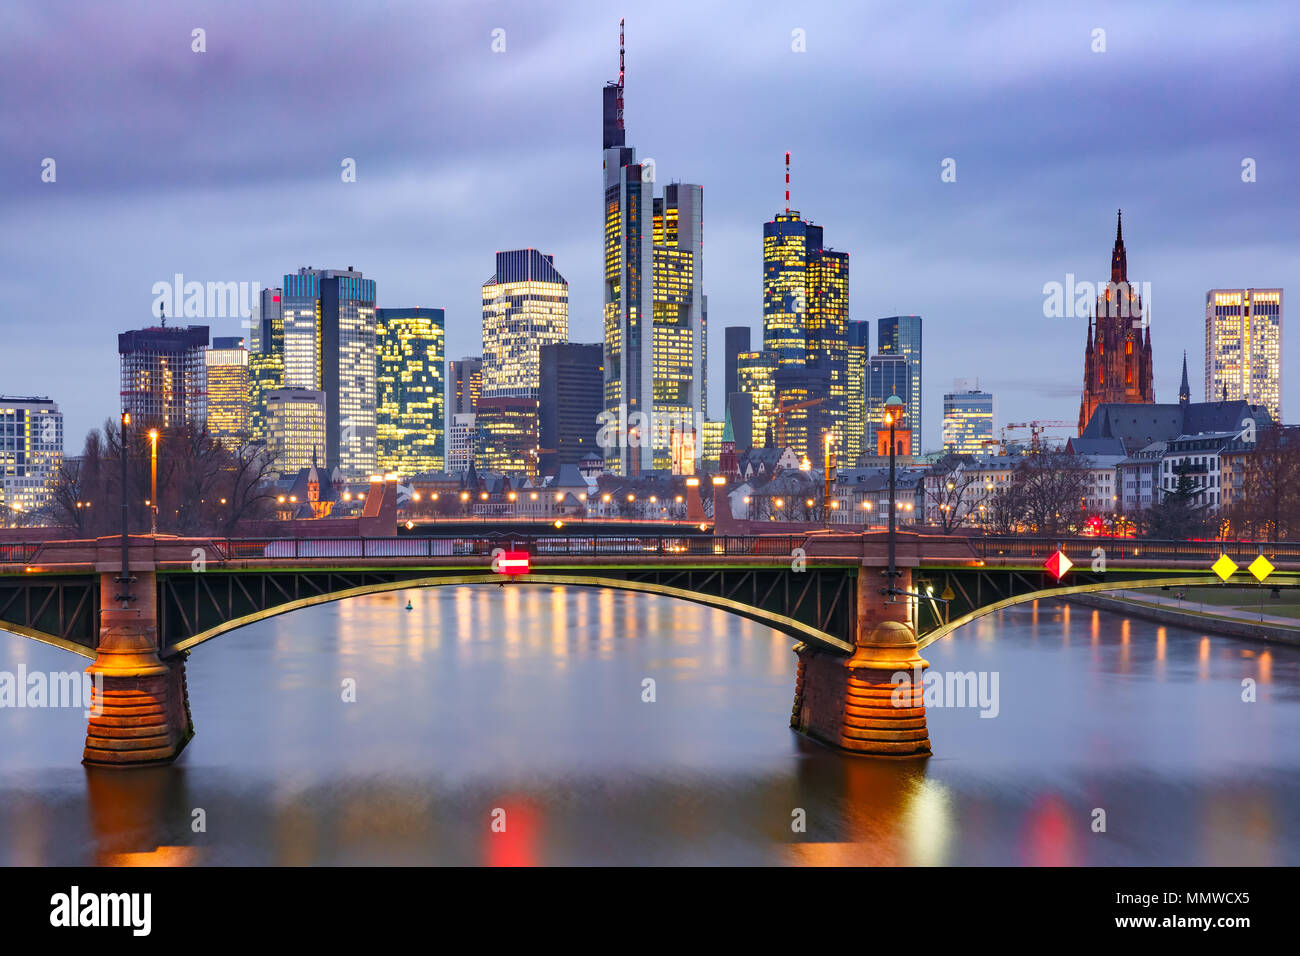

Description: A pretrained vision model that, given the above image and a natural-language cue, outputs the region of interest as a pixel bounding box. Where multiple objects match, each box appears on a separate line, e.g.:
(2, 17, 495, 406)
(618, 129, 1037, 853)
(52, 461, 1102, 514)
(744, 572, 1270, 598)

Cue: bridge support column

(84, 570, 193, 767)
(792, 567, 931, 757)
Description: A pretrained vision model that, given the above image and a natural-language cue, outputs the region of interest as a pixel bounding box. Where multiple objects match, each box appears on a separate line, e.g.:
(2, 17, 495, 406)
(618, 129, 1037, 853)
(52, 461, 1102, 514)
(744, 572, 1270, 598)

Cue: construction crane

(1002, 420, 1074, 453)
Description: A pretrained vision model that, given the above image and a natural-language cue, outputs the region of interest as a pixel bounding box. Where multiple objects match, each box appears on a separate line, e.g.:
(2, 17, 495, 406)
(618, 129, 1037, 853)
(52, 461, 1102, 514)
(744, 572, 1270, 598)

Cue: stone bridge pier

(792, 552, 931, 757)
(85, 544, 193, 767)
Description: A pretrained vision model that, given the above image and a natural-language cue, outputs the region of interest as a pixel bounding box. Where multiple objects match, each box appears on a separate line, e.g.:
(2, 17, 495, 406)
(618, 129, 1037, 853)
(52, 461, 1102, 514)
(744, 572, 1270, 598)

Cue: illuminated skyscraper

(376, 307, 445, 476)
(281, 267, 377, 477)
(602, 22, 704, 475)
(867, 354, 911, 452)
(0, 396, 62, 517)
(449, 357, 482, 415)
(1205, 288, 1283, 420)
(878, 315, 922, 451)
(846, 320, 870, 464)
(118, 323, 209, 429)
(205, 336, 249, 450)
(248, 287, 284, 445)
(738, 351, 778, 448)
(476, 396, 539, 476)
(942, 379, 995, 456)
(763, 201, 849, 455)
(481, 250, 569, 403)
(265, 388, 327, 477)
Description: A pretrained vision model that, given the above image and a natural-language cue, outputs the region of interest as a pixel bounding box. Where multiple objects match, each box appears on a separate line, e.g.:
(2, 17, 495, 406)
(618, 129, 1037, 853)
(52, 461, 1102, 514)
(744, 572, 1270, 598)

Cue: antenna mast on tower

(785, 151, 791, 213)
(617, 18, 625, 131)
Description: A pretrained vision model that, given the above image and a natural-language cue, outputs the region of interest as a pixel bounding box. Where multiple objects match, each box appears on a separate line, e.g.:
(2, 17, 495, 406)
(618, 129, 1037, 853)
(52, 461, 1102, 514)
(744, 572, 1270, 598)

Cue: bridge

(3, 531, 1297, 767)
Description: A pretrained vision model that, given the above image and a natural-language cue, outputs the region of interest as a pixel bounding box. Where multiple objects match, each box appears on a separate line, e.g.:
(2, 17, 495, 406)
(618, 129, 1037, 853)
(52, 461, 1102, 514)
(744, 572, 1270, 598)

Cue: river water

(2, 585, 1298, 865)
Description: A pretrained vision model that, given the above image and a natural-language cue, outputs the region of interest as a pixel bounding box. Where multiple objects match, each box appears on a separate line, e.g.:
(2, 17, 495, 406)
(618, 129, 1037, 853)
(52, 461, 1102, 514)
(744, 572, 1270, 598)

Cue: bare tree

(1013, 451, 1088, 536)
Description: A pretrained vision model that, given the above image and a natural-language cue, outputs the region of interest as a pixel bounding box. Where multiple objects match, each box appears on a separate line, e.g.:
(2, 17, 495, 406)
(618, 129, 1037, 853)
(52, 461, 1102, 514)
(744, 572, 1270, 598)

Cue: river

(2, 585, 1298, 865)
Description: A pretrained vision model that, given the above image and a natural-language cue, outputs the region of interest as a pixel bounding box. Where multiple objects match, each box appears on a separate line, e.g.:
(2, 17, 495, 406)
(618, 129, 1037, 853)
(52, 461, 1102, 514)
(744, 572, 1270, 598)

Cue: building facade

(265, 388, 327, 478)
(447, 413, 476, 474)
(476, 396, 539, 476)
(942, 380, 995, 456)
(205, 336, 249, 450)
(737, 350, 778, 448)
(867, 354, 911, 452)
(724, 326, 750, 396)
(539, 342, 604, 473)
(877, 315, 922, 452)
(376, 307, 445, 476)
(1205, 288, 1283, 420)
(481, 249, 569, 399)
(846, 320, 870, 464)
(0, 396, 62, 518)
(449, 357, 482, 416)
(1078, 211, 1154, 434)
(118, 324, 210, 429)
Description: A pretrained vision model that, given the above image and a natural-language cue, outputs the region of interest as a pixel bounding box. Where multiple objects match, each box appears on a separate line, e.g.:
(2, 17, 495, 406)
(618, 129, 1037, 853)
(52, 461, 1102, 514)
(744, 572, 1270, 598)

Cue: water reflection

(1, 588, 1299, 865)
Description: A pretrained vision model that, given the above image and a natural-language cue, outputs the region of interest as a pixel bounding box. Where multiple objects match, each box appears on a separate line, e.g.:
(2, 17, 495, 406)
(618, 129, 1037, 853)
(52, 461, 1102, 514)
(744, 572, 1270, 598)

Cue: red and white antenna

(785, 151, 791, 213)
(616, 18, 625, 131)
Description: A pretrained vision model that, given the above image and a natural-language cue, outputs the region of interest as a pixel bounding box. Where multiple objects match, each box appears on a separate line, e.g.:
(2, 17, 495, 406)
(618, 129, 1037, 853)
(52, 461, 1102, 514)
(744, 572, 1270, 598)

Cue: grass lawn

(1132, 585, 1300, 620)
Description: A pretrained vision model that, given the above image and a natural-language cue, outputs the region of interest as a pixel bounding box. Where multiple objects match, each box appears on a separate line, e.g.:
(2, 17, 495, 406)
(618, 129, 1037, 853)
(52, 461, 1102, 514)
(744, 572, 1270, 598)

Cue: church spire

(1179, 351, 1190, 405)
(1110, 208, 1127, 283)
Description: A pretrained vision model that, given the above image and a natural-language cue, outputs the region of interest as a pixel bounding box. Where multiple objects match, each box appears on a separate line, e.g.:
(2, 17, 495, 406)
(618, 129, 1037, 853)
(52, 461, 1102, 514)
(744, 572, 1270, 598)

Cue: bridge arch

(916, 575, 1298, 648)
(166, 574, 854, 656)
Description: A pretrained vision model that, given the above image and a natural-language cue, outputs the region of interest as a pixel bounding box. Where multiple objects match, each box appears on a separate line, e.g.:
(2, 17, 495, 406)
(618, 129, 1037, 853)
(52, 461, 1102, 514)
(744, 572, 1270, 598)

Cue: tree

(1228, 425, 1300, 541)
(925, 461, 980, 532)
(1013, 451, 1088, 536)
(1144, 462, 1212, 540)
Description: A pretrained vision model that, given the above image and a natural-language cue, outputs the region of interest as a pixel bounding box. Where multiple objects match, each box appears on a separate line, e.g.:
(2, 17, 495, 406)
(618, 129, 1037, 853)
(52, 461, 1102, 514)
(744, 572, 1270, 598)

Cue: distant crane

(1002, 420, 1074, 453)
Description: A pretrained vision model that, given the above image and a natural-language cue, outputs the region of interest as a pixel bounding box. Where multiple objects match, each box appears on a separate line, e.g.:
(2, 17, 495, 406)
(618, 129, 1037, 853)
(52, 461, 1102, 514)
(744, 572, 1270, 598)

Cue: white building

(447, 413, 476, 473)
(1206, 288, 1283, 421)
(0, 396, 63, 518)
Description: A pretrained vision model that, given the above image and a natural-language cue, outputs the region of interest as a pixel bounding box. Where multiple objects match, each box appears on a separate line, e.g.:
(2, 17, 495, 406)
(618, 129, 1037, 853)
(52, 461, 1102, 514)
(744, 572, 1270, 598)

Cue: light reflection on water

(1, 586, 1298, 865)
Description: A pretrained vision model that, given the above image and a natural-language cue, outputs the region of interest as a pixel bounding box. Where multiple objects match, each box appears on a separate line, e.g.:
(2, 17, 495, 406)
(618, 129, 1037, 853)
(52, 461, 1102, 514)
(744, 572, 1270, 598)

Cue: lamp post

(823, 431, 834, 525)
(117, 412, 132, 602)
(148, 428, 159, 535)
(883, 394, 905, 601)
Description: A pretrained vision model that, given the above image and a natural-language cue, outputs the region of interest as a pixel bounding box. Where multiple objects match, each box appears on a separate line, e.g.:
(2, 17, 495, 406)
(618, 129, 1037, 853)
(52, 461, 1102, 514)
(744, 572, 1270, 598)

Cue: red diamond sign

(1044, 550, 1074, 582)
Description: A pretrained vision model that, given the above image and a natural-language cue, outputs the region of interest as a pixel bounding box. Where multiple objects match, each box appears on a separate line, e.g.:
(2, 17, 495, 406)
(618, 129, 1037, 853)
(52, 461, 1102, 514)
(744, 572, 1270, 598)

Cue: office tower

(878, 314, 923, 450)
(763, 199, 849, 454)
(475, 396, 538, 476)
(846, 319, 870, 464)
(449, 357, 482, 415)
(118, 323, 209, 429)
(774, 364, 829, 463)
(482, 249, 569, 399)
(539, 342, 604, 473)
(265, 388, 327, 477)
(447, 414, 476, 473)
(602, 22, 704, 475)
(942, 379, 995, 456)
(737, 350, 778, 447)
(1205, 288, 1283, 420)
(724, 326, 751, 396)
(248, 287, 285, 445)
(1078, 211, 1153, 434)
(0, 396, 62, 516)
(376, 307, 446, 476)
(205, 336, 249, 450)
(699, 419, 724, 468)
(867, 354, 911, 452)
(281, 266, 377, 476)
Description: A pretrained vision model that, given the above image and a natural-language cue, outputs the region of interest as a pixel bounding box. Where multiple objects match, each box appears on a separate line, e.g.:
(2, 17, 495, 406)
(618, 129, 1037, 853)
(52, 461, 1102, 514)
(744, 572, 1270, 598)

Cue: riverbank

(1065, 590, 1300, 646)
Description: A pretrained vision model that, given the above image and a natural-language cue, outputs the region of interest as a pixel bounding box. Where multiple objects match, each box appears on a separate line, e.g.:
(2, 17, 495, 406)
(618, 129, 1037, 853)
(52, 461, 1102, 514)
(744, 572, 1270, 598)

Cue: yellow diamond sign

(1249, 555, 1275, 583)
(1211, 554, 1238, 581)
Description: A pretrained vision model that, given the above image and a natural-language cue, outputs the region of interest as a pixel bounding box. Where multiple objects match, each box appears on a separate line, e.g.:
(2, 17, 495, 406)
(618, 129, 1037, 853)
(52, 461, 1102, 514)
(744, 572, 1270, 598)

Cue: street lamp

(148, 429, 159, 534)
(883, 394, 905, 601)
(118, 412, 131, 600)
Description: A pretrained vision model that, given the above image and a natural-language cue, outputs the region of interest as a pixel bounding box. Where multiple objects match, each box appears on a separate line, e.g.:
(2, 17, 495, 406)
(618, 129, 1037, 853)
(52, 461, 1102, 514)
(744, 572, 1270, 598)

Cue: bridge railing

(201, 534, 808, 562)
(0, 543, 43, 564)
(973, 536, 1300, 565)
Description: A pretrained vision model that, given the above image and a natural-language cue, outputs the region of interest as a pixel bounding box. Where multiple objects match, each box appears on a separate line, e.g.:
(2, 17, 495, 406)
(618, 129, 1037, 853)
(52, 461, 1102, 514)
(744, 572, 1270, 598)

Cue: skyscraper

(877, 315, 922, 451)
(265, 387, 327, 477)
(118, 323, 209, 429)
(449, 357, 482, 415)
(763, 191, 849, 456)
(447, 414, 476, 473)
(1078, 211, 1153, 434)
(942, 379, 995, 456)
(539, 343, 604, 473)
(737, 350, 778, 447)
(248, 287, 284, 446)
(602, 21, 704, 475)
(0, 396, 62, 516)
(846, 320, 870, 464)
(476, 396, 539, 476)
(724, 326, 750, 396)
(376, 307, 445, 476)
(1205, 288, 1283, 420)
(281, 267, 377, 476)
(205, 336, 249, 450)
(482, 250, 569, 399)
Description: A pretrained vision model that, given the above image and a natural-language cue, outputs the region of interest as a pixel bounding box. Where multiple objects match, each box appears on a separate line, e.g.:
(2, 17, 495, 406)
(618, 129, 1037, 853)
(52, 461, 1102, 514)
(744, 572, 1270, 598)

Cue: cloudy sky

(3, 0, 1297, 449)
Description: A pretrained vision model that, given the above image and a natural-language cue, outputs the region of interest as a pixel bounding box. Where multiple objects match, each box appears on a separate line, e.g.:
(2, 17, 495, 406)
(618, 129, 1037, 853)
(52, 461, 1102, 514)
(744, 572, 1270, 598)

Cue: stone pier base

(83, 616, 193, 767)
(793, 620, 931, 757)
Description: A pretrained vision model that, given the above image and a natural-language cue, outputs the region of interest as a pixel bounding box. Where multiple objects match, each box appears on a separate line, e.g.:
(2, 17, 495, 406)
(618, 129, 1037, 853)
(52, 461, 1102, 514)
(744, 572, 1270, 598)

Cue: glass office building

(878, 315, 923, 451)
(942, 380, 995, 456)
(376, 307, 445, 476)
(481, 250, 569, 400)
(1205, 288, 1283, 420)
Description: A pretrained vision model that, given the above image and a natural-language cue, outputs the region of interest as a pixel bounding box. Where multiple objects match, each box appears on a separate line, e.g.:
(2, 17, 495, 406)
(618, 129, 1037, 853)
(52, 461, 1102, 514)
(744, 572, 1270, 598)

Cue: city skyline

(4, 1, 1299, 450)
